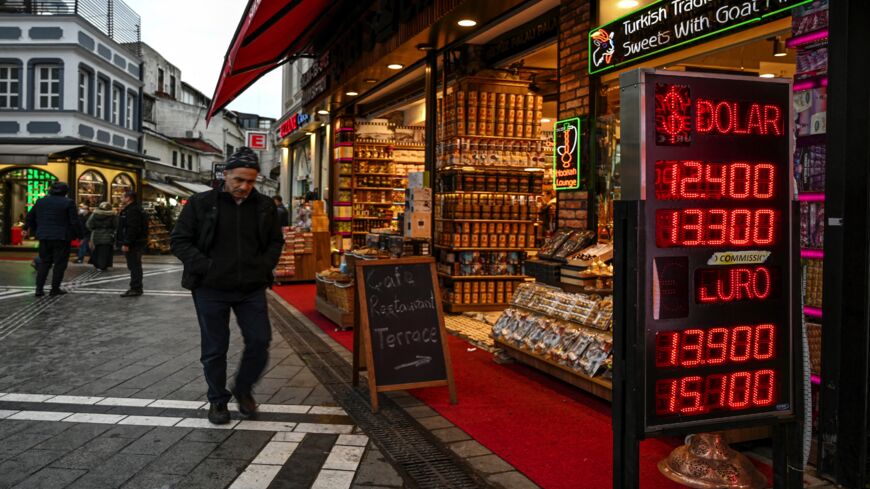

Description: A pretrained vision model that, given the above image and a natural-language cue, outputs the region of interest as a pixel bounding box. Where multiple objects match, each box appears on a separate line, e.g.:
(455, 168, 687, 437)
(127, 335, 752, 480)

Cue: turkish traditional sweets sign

(588, 0, 811, 75)
(635, 71, 795, 432)
(554, 117, 582, 190)
(355, 257, 456, 412)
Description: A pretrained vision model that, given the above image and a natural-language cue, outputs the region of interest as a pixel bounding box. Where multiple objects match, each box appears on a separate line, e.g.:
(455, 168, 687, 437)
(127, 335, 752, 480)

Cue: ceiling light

(317, 109, 329, 115)
(345, 91, 359, 96)
(457, 19, 477, 27)
(387, 63, 404, 70)
(759, 73, 776, 78)
(364, 78, 378, 84)
(617, 0, 639, 8)
(772, 36, 787, 57)
(305, 132, 314, 136)
(540, 118, 551, 123)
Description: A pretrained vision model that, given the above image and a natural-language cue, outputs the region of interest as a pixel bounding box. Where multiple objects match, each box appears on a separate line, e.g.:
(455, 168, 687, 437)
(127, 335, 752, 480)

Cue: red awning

(207, 0, 333, 123)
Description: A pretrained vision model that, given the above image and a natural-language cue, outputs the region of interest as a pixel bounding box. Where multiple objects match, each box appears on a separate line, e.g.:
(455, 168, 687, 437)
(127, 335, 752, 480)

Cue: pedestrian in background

(117, 190, 148, 297)
(171, 147, 284, 425)
(23, 181, 83, 297)
(75, 203, 92, 264)
(86, 202, 117, 271)
(273, 195, 289, 228)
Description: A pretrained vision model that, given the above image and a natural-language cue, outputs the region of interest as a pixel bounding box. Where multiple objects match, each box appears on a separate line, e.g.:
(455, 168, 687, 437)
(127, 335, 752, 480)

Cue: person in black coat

(117, 190, 148, 297)
(23, 181, 84, 296)
(273, 195, 289, 228)
(171, 147, 284, 425)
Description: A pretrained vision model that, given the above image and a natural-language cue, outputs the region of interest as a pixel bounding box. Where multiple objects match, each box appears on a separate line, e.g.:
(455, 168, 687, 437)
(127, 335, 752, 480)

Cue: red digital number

(655, 369, 778, 416)
(654, 323, 777, 368)
(655, 161, 777, 201)
(656, 208, 778, 247)
(696, 266, 775, 304)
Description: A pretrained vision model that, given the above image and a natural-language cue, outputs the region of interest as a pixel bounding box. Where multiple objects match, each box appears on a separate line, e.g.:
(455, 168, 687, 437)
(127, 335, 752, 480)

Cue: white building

(0, 0, 146, 246)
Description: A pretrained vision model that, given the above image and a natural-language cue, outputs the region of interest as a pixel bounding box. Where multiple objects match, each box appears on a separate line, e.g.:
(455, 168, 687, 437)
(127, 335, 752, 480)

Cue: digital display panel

(636, 72, 794, 433)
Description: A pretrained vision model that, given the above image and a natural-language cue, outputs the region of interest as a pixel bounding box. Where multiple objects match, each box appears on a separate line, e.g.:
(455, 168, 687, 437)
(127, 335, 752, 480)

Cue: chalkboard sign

(353, 256, 456, 412)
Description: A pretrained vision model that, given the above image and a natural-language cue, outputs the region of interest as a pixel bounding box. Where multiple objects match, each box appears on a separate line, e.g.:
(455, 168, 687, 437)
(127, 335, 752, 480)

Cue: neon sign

(553, 117, 581, 190)
(620, 70, 795, 434)
(278, 112, 311, 139)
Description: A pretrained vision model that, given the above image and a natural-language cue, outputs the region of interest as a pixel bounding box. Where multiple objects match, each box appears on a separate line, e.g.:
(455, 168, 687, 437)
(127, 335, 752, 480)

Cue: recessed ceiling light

(759, 73, 776, 78)
(346, 91, 359, 96)
(457, 19, 477, 27)
(317, 109, 329, 115)
(540, 118, 551, 123)
(387, 63, 404, 70)
(617, 0, 639, 8)
(364, 78, 378, 84)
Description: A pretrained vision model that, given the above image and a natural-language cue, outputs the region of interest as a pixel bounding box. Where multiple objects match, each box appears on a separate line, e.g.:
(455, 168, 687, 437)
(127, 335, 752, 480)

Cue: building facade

(0, 1, 146, 246)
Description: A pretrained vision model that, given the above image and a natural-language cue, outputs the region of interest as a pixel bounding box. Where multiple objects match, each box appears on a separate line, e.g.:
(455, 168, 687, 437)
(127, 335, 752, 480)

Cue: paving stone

(0, 420, 36, 441)
(66, 453, 157, 488)
(183, 428, 235, 444)
(121, 427, 191, 456)
(448, 439, 491, 458)
(349, 448, 405, 488)
(120, 471, 182, 489)
(466, 454, 515, 475)
(13, 467, 86, 489)
(264, 365, 303, 379)
(416, 415, 453, 430)
(175, 456, 248, 489)
(209, 430, 273, 461)
(487, 471, 541, 489)
(0, 432, 57, 459)
(0, 449, 66, 487)
(431, 427, 472, 443)
(148, 441, 218, 475)
(270, 434, 337, 489)
(20, 421, 74, 436)
(404, 405, 438, 418)
(52, 434, 135, 470)
(102, 424, 154, 439)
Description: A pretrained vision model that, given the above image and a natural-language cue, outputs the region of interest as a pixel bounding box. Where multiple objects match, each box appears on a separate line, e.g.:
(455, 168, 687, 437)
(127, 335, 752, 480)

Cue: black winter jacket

(86, 212, 117, 246)
(25, 195, 83, 241)
(170, 188, 285, 290)
(117, 202, 148, 246)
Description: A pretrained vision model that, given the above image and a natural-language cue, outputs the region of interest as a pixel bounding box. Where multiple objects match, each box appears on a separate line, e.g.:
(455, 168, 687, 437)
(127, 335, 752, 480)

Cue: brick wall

(557, 0, 593, 229)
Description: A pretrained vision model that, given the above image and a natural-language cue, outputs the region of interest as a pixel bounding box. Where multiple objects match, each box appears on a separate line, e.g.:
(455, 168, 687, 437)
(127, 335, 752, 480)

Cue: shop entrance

(0, 167, 57, 246)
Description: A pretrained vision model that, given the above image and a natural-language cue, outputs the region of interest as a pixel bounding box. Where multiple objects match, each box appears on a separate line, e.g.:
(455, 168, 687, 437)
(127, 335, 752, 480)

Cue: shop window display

(111, 173, 135, 208)
(0, 167, 56, 246)
(77, 170, 107, 208)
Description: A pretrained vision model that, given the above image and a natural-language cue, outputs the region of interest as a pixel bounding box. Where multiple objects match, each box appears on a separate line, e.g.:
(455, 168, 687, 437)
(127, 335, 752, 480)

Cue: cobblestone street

(0, 258, 405, 489)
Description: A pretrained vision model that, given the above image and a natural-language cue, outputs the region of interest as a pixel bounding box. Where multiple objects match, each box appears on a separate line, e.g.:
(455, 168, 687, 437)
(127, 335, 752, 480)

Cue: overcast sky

(126, 0, 282, 119)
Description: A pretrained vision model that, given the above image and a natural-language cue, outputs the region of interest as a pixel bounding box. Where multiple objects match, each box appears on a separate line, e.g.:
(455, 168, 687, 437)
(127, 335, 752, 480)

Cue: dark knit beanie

(225, 147, 260, 171)
(49, 181, 69, 196)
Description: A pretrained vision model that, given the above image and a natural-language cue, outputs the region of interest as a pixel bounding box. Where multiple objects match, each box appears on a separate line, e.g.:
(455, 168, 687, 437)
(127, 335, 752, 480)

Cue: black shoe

(208, 402, 231, 425)
(232, 388, 257, 417)
(120, 289, 143, 297)
(49, 289, 67, 296)
(34, 290, 45, 297)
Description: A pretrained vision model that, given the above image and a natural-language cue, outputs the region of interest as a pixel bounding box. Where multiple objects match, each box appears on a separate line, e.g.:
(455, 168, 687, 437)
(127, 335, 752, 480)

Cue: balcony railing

(0, 0, 141, 56)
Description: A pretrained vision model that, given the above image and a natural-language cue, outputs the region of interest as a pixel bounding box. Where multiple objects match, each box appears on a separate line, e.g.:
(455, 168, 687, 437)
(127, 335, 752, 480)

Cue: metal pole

(424, 49, 437, 242)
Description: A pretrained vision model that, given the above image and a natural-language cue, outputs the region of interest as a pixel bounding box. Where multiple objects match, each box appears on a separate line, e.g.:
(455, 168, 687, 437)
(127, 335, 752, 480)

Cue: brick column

(557, 0, 594, 229)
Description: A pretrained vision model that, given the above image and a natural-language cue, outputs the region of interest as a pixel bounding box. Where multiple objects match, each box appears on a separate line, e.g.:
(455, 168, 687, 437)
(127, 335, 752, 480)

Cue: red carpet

(274, 283, 772, 489)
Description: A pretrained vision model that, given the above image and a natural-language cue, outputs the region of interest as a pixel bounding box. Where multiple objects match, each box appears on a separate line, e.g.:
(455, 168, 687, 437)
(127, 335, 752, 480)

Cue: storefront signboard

(278, 112, 312, 139)
(588, 0, 812, 75)
(553, 117, 582, 191)
(616, 70, 797, 436)
(353, 257, 456, 412)
(246, 131, 268, 150)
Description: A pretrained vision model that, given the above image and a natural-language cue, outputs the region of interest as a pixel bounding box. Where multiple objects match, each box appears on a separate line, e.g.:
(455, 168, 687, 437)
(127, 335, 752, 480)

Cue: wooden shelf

(355, 202, 399, 206)
(436, 218, 538, 224)
(495, 339, 612, 401)
(353, 216, 393, 220)
(354, 186, 395, 191)
(434, 244, 537, 252)
(354, 172, 403, 177)
(437, 190, 539, 196)
(438, 272, 528, 281)
(353, 158, 393, 162)
(315, 295, 354, 329)
(443, 301, 507, 313)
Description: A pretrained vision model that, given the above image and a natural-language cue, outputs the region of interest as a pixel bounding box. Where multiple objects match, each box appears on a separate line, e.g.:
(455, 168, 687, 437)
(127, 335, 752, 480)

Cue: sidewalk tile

(45, 395, 104, 405)
(322, 445, 365, 471)
(236, 420, 297, 432)
(250, 441, 299, 465)
(64, 413, 127, 424)
(176, 418, 239, 430)
(118, 415, 181, 427)
(295, 423, 354, 434)
(257, 404, 309, 414)
(0, 393, 53, 403)
(228, 463, 282, 489)
(309, 406, 346, 416)
(336, 434, 369, 447)
(12, 467, 86, 489)
(8, 410, 72, 421)
(0, 409, 19, 419)
(147, 399, 207, 410)
(96, 397, 155, 407)
(149, 440, 218, 475)
(311, 469, 355, 489)
(271, 432, 306, 443)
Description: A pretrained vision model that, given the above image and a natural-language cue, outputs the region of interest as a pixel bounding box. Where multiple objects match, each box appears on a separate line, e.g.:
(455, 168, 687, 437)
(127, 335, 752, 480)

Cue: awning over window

(171, 180, 214, 195)
(145, 181, 192, 197)
(207, 0, 334, 122)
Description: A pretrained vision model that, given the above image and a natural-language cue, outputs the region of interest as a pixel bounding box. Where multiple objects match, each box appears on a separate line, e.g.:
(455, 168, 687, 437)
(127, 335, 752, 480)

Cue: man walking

(117, 190, 148, 297)
(75, 203, 92, 264)
(23, 181, 83, 297)
(273, 195, 289, 228)
(171, 147, 284, 425)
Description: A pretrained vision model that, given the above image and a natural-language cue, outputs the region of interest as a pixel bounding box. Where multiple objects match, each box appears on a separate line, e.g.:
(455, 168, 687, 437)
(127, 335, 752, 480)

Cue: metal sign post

(613, 69, 803, 488)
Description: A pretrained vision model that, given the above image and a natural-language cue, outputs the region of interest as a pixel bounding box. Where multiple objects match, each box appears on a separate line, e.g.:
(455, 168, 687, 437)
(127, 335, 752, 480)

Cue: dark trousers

(125, 244, 144, 290)
(192, 286, 272, 404)
(76, 235, 89, 261)
(36, 240, 70, 292)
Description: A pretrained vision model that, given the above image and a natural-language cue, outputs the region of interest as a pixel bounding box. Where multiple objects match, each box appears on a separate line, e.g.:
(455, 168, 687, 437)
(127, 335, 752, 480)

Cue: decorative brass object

(658, 432, 767, 489)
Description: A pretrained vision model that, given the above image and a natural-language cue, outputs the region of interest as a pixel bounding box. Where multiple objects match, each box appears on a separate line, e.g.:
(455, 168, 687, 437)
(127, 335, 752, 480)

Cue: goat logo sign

(591, 28, 616, 69)
(554, 117, 582, 190)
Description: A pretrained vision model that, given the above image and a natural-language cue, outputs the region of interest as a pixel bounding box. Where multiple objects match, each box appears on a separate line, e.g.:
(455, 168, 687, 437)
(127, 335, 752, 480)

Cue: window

(35, 65, 60, 109)
(78, 70, 92, 114)
(226, 144, 234, 156)
(96, 78, 107, 119)
(172, 151, 177, 167)
(188, 154, 193, 170)
(170, 75, 176, 99)
(126, 93, 135, 129)
(0, 65, 20, 109)
(158, 68, 164, 93)
(111, 86, 120, 124)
